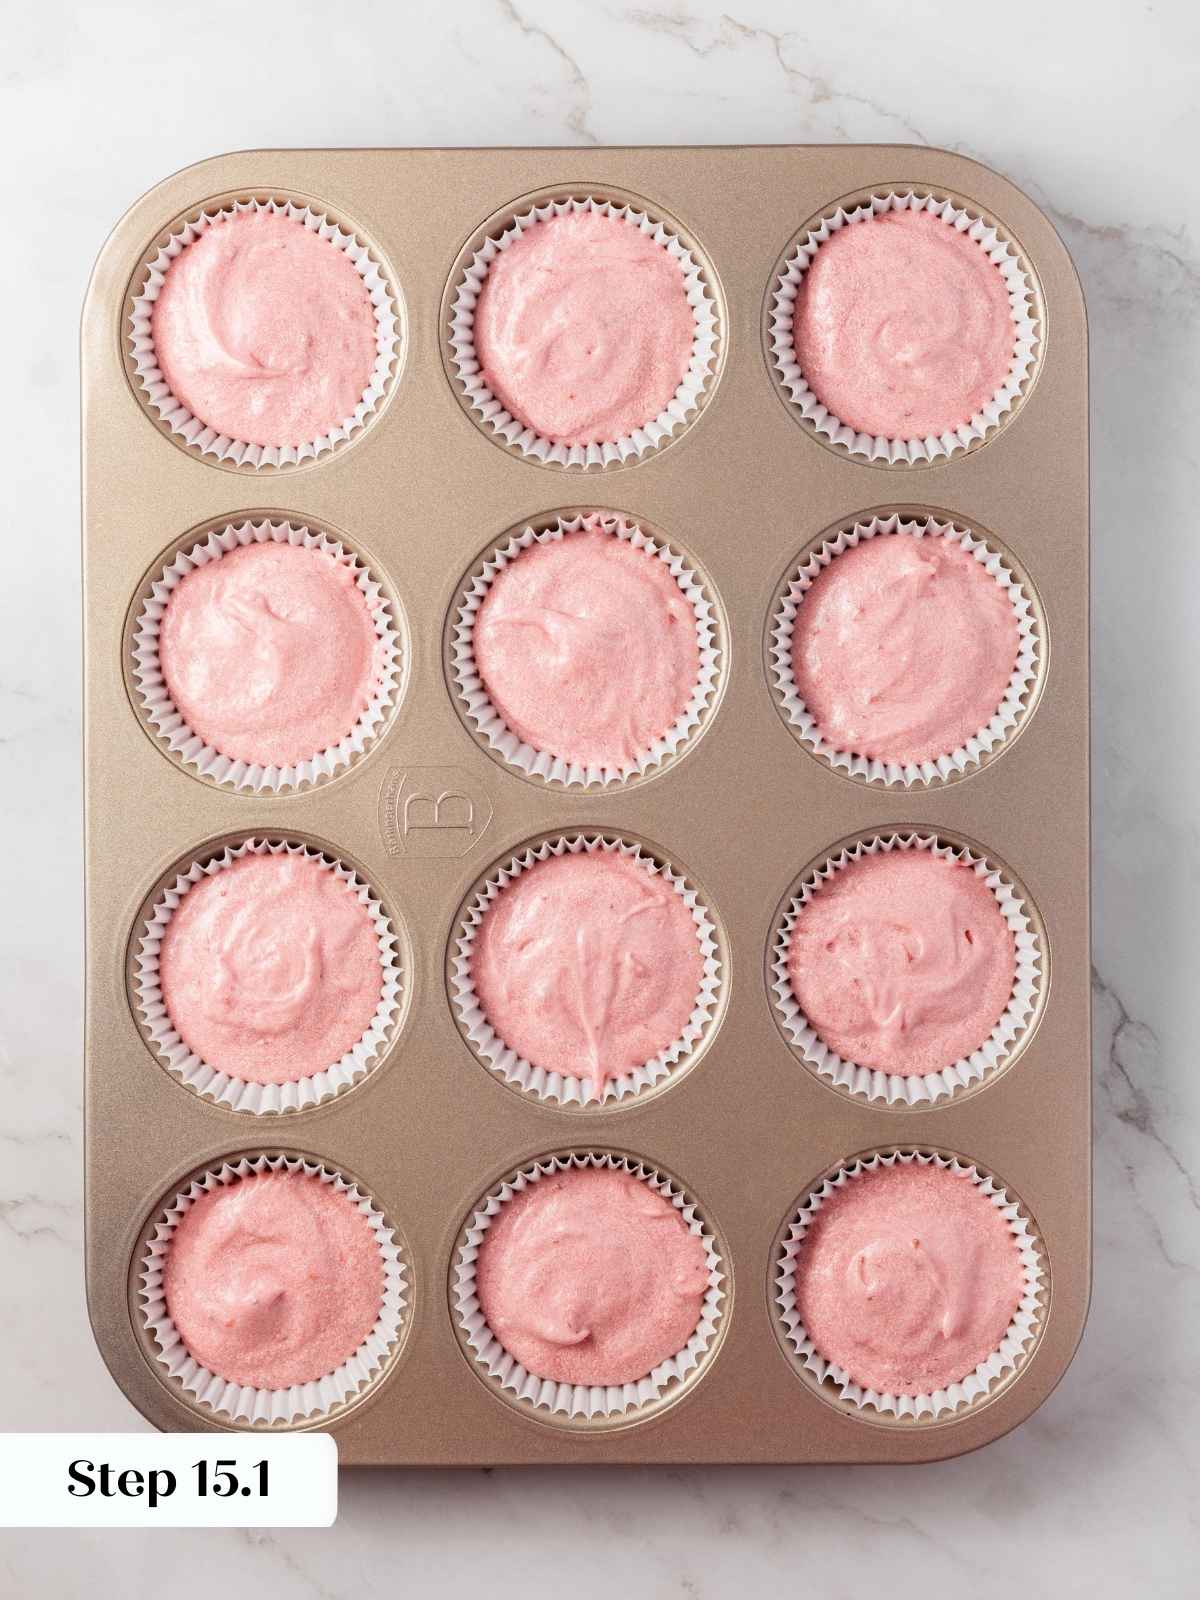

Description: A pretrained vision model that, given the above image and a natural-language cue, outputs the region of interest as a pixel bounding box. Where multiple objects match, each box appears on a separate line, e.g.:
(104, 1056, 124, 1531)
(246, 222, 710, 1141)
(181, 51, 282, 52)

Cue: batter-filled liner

(452, 1151, 725, 1424)
(451, 835, 722, 1107)
(133, 837, 403, 1114)
(769, 513, 1040, 786)
(774, 1149, 1044, 1421)
(138, 1152, 407, 1427)
(131, 518, 402, 793)
(768, 190, 1040, 464)
(451, 511, 720, 788)
(770, 832, 1042, 1106)
(446, 194, 719, 468)
(127, 196, 401, 468)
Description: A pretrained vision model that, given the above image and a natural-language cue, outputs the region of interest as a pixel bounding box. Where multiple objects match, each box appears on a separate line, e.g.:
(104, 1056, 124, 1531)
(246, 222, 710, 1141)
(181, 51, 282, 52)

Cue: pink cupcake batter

(159, 851, 383, 1084)
(473, 521, 700, 769)
(787, 849, 1015, 1076)
(151, 210, 378, 448)
(791, 533, 1019, 766)
(164, 1169, 383, 1390)
(475, 1166, 709, 1386)
(793, 209, 1015, 440)
(473, 210, 694, 446)
(793, 1161, 1024, 1395)
(471, 850, 703, 1097)
(159, 541, 383, 769)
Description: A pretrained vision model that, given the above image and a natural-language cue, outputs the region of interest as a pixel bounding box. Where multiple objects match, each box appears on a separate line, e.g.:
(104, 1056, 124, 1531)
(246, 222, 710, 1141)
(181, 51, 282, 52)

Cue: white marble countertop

(2, 0, 1198, 1591)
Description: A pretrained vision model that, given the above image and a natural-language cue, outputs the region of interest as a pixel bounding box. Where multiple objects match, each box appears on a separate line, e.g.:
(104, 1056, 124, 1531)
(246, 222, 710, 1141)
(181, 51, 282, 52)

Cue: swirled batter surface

(476, 1167, 709, 1386)
(786, 849, 1014, 1075)
(474, 211, 694, 446)
(159, 852, 383, 1083)
(151, 211, 377, 447)
(793, 1161, 1023, 1394)
(791, 534, 1019, 765)
(471, 851, 703, 1096)
(474, 521, 699, 769)
(159, 541, 382, 768)
(164, 1169, 383, 1389)
(793, 209, 1015, 439)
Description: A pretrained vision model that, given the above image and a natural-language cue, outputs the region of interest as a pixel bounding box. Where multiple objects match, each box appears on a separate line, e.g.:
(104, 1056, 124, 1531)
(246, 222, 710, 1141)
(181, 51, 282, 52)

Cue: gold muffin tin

(82, 146, 1089, 1465)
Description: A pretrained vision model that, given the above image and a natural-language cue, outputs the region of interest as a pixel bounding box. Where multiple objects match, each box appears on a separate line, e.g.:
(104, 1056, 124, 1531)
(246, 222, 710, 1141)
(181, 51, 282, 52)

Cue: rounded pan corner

(919, 145, 1088, 324)
(81, 147, 307, 335)
(914, 1289, 1092, 1467)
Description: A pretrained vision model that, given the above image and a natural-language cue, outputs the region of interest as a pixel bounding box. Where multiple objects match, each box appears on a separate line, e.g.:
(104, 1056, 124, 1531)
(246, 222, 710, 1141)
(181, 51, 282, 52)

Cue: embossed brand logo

(379, 766, 493, 858)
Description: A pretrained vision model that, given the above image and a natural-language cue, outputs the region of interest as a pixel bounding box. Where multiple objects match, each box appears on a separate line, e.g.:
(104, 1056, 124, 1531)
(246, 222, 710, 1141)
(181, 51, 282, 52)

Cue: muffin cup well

(127, 197, 401, 469)
(768, 191, 1040, 465)
(769, 513, 1040, 787)
(450, 512, 721, 788)
(133, 838, 403, 1115)
(138, 1153, 407, 1427)
(452, 1151, 725, 1425)
(446, 195, 719, 468)
(774, 1150, 1045, 1422)
(131, 519, 403, 793)
(770, 833, 1042, 1106)
(450, 835, 723, 1108)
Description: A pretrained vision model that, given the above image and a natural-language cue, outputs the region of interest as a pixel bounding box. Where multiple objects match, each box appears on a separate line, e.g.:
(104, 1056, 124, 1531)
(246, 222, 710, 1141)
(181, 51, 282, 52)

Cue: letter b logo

(380, 767, 492, 859)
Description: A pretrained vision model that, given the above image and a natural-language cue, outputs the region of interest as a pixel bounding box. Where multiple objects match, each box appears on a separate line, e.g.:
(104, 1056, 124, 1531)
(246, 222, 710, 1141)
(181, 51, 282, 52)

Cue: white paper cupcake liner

(451, 836, 722, 1108)
(775, 1150, 1044, 1421)
(770, 514, 1040, 786)
(128, 197, 401, 468)
(131, 519, 403, 793)
(451, 512, 721, 787)
(134, 838, 403, 1114)
(453, 1152, 725, 1423)
(447, 195, 719, 468)
(771, 833, 1042, 1106)
(139, 1153, 407, 1426)
(452, 837, 722, 1107)
(769, 191, 1040, 465)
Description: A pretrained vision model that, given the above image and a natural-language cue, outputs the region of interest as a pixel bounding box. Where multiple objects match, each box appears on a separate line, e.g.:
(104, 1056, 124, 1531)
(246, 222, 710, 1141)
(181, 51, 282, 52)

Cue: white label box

(0, 1434, 338, 1527)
